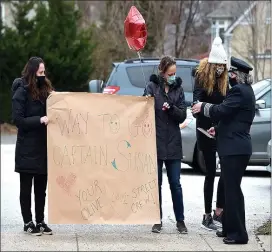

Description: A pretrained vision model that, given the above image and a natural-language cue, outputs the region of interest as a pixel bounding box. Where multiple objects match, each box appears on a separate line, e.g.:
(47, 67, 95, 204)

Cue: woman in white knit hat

(192, 37, 228, 231)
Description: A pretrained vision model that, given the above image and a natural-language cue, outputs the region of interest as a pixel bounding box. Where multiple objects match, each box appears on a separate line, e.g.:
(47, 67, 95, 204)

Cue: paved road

(1, 134, 270, 251)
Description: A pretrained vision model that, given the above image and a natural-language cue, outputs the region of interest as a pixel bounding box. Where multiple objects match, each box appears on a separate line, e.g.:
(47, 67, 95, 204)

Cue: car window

(126, 65, 158, 88)
(184, 91, 193, 102)
(260, 90, 271, 108)
(176, 66, 193, 92)
(106, 66, 118, 86)
(252, 79, 271, 95)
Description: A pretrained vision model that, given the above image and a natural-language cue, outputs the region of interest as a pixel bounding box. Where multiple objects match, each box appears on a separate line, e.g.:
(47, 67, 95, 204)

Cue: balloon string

(137, 51, 148, 87)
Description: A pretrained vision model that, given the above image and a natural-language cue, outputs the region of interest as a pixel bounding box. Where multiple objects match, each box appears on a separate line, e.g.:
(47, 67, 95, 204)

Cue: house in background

(208, 1, 271, 81)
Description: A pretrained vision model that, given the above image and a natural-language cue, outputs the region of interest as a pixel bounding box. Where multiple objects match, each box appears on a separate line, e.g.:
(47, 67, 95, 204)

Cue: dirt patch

(256, 219, 271, 235)
(0, 123, 17, 134)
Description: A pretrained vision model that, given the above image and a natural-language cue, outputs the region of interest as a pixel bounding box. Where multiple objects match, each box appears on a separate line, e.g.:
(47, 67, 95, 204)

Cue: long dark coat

(11, 78, 48, 174)
(200, 83, 256, 157)
(144, 74, 187, 160)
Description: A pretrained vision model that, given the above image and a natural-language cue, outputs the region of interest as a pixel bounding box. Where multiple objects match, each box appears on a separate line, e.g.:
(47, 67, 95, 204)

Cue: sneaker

(201, 214, 218, 231)
(213, 210, 223, 227)
(24, 221, 42, 236)
(36, 221, 53, 235)
(177, 221, 188, 234)
(152, 223, 162, 233)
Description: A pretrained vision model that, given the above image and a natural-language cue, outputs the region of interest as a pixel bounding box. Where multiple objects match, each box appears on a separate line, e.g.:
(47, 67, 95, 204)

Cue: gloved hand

(162, 102, 172, 111)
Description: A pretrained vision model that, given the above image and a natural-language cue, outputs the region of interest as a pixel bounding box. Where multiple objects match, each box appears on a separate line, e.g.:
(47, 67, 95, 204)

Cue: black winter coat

(200, 83, 255, 157)
(193, 77, 226, 151)
(143, 74, 187, 160)
(11, 78, 48, 174)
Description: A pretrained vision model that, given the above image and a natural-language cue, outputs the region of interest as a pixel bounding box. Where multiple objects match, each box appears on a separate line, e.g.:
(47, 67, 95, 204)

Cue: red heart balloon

(124, 6, 147, 52)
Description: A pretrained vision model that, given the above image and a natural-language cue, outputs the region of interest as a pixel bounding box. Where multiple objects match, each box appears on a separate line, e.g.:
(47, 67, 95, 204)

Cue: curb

(255, 234, 266, 252)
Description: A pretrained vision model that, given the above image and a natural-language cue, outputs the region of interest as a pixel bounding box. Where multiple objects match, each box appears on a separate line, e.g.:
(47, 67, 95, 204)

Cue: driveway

(1, 134, 270, 251)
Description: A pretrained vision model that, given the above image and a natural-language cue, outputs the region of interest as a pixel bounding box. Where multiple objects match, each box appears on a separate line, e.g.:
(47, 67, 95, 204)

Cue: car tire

(192, 145, 207, 174)
(192, 145, 221, 175)
(196, 149, 207, 174)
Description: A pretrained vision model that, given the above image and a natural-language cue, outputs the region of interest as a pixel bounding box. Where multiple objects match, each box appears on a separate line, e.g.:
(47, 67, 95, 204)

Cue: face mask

(36, 76, 46, 88)
(228, 72, 237, 87)
(216, 67, 224, 76)
(167, 75, 176, 85)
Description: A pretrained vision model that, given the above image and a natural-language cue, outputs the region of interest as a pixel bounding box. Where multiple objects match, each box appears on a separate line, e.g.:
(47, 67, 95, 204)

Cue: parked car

(267, 140, 271, 173)
(89, 59, 271, 174)
(181, 78, 271, 173)
(89, 57, 199, 106)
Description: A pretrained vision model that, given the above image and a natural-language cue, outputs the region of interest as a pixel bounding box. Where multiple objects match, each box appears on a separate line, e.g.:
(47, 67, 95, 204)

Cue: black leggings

(203, 150, 224, 214)
(19, 173, 47, 224)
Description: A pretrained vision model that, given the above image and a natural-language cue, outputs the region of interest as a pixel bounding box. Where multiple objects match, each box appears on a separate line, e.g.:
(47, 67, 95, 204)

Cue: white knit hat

(208, 37, 227, 64)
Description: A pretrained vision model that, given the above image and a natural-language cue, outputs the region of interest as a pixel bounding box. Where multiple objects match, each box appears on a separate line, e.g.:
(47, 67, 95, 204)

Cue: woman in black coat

(193, 37, 228, 231)
(143, 56, 188, 234)
(12, 57, 53, 236)
(192, 56, 255, 244)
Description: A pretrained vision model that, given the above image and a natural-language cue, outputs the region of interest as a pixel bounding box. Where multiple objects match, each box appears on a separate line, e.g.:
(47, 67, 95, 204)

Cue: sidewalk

(256, 235, 271, 252)
(1, 224, 270, 251)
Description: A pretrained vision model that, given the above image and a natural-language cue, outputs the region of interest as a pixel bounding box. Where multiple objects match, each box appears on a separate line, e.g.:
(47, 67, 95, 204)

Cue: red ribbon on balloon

(124, 6, 147, 52)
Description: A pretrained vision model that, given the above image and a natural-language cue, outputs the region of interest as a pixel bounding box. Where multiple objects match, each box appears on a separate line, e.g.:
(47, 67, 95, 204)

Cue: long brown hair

(21, 57, 53, 100)
(196, 58, 228, 96)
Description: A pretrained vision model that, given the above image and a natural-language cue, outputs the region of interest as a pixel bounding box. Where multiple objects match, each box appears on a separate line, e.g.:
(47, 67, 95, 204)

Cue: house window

(211, 19, 228, 44)
(219, 28, 225, 43)
(265, 49, 271, 55)
(266, 4, 271, 24)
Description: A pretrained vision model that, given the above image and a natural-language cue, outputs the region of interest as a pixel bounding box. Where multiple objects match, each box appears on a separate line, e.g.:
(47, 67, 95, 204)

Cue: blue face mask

(167, 75, 176, 85)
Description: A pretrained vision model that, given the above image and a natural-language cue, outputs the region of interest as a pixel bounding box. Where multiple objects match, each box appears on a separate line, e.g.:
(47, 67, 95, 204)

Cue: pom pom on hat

(212, 37, 223, 46)
(208, 36, 227, 64)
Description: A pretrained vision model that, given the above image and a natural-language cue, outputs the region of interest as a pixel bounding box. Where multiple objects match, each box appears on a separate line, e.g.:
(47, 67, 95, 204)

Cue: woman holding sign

(192, 37, 228, 231)
(144, 56, 188, 234)
(11, 57, 53, 236)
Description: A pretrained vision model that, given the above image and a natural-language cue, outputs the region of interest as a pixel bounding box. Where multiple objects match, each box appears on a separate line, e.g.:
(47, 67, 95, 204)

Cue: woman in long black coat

(12, 57, 53, 236)
(193, 37, 228, 231)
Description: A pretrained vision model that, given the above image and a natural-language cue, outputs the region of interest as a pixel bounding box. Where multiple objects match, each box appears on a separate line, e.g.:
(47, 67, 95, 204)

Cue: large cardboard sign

(47, 92, 160, 224)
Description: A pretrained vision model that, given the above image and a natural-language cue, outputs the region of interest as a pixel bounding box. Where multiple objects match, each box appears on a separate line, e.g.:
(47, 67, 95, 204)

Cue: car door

(250, 87, 271, 164)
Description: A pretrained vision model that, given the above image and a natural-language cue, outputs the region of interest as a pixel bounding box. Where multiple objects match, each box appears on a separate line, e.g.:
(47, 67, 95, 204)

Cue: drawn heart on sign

(56, 173, 77, 196)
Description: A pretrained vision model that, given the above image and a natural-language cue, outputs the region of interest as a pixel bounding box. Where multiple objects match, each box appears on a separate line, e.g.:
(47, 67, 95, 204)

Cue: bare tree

(231, 1, 271, 81)
(162, 0, 201, 58)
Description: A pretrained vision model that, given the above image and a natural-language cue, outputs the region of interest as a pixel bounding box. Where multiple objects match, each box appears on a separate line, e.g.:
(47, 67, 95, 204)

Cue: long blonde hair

(196, 58, 228, 96)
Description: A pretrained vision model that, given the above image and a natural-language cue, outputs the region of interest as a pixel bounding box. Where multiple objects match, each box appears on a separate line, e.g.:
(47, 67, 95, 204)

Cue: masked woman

(192, 56, 255, 245)
(143, 56, 188, 234)
(12, 57, 53, 236)
(193, 37, 228, 230)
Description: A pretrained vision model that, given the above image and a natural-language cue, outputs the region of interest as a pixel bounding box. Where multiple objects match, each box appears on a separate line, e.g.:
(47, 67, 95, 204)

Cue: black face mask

(228, 72, 238, 87)
(229, 77, 238, 87)
(36, 76, 46, 88)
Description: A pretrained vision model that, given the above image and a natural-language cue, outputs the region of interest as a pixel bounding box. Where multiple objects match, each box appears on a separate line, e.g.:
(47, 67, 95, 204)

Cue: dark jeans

(19, 173, 48, 224)
(221, 155, 249, 242)
(157, 159, 184, 222)
(202, 150, 224, 214)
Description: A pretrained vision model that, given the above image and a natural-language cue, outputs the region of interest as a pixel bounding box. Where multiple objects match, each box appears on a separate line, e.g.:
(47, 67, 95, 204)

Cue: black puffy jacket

(11, 78, 48, 174)
(143, 74, 187, 160)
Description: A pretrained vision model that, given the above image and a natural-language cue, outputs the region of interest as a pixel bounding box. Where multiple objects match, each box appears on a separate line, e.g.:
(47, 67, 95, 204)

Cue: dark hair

(158, 55, 176, 74)
(22, 56, 53, 100)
